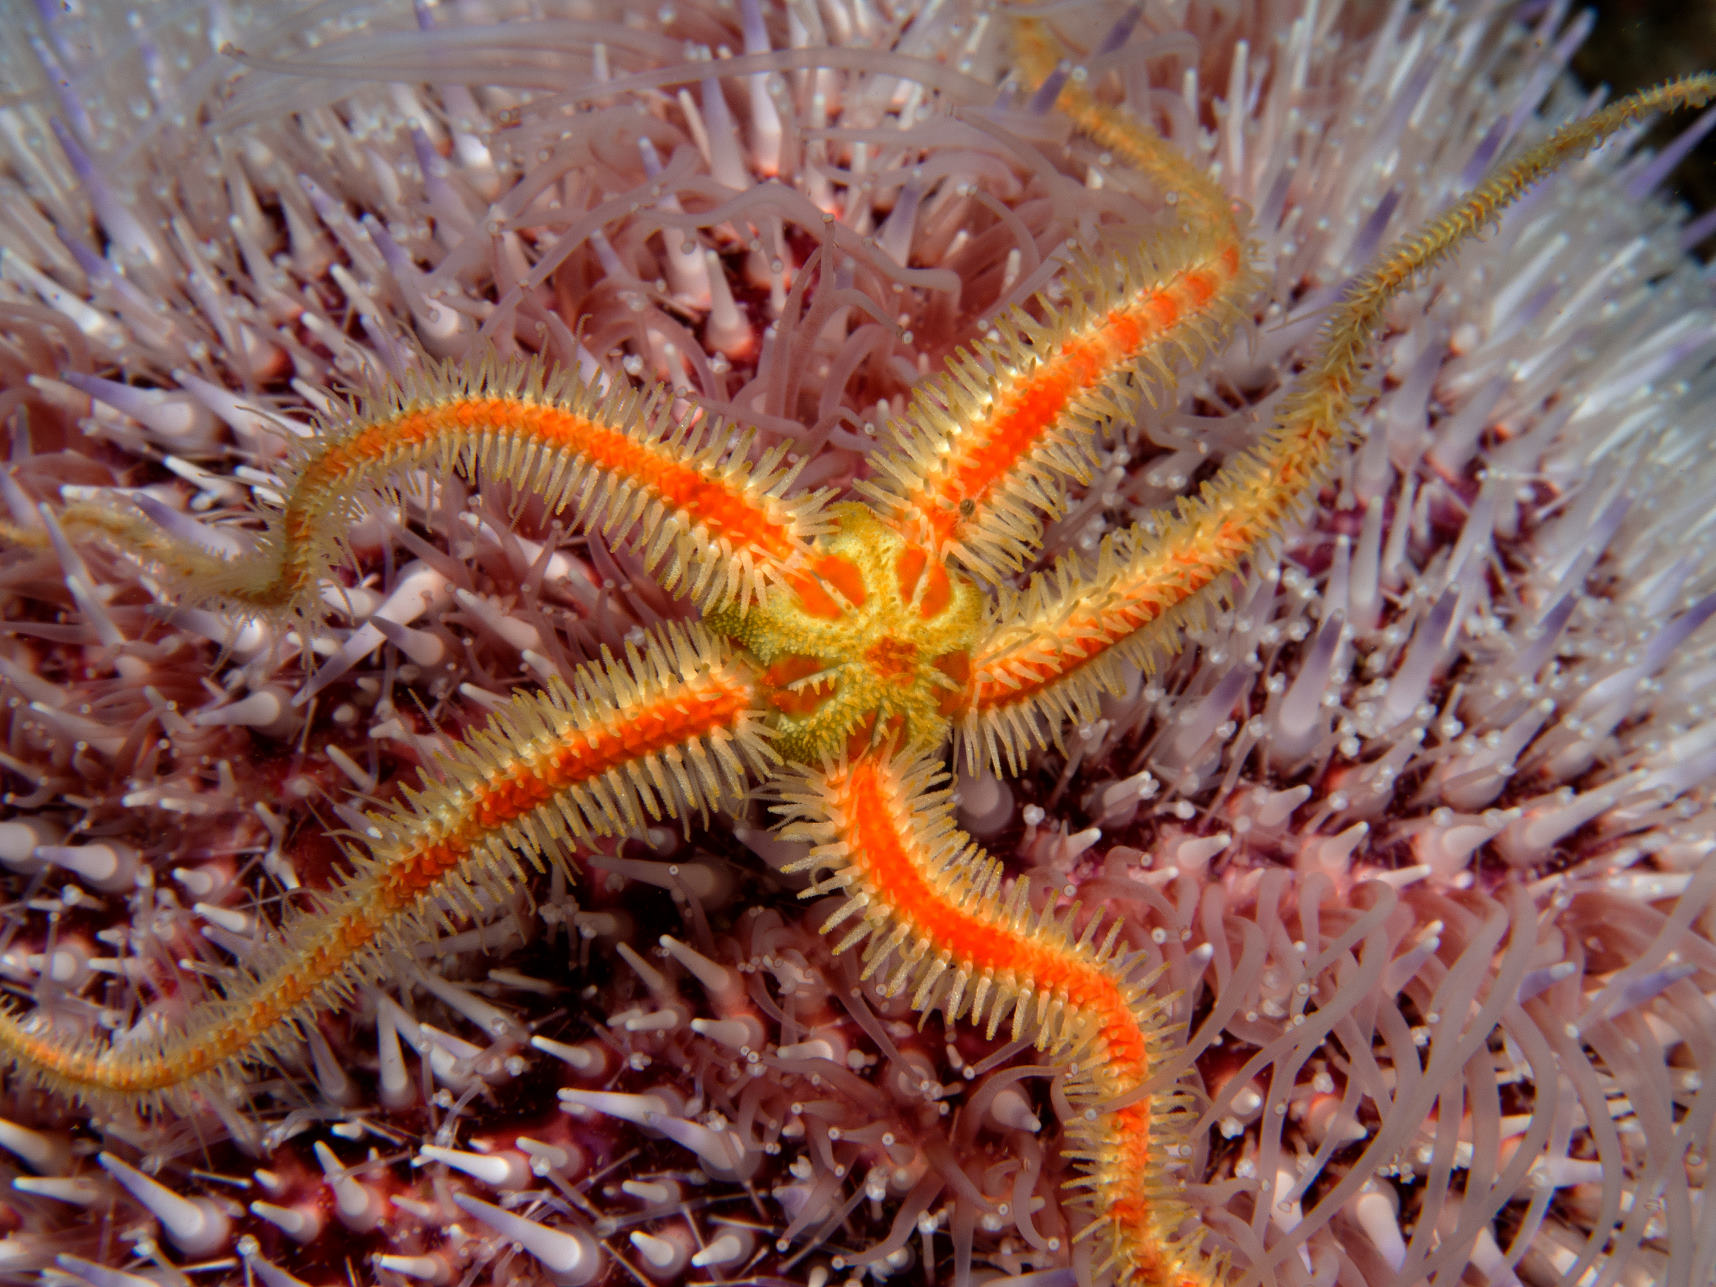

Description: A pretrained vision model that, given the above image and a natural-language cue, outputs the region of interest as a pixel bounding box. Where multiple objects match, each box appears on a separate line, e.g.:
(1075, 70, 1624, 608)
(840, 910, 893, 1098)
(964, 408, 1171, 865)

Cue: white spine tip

(249, 1199, 323, 1243)
(416, 1144, 529, 1190)
(313, 1141, 382, 1231)
(452, 1192, 598, 1284)
(690, 1229, 751, 1270)
(629, 1230, 690, 1277)
(13, 1175, 101, 1206)
(0, 1117, 70, 1173)
(37, 842, 138, 892)
(652, 1115, 748, 1177)
(373, 1254, 451, 1284)
(555, 1087, 669, 1127)
(97, 1152, 231, 1256)
(530, 1034, 603, 1072)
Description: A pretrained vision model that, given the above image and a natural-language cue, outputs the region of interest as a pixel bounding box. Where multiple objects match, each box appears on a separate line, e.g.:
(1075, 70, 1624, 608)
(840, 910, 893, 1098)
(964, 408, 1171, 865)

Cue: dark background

(1579, 0, 1716, 230)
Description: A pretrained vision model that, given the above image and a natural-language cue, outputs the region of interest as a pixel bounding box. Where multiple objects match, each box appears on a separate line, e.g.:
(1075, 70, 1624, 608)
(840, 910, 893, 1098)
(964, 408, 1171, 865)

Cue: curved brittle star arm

(0, 623, 774, 1108)
(1010, 16, 1235, 238)
(862, 32, 1256, 587)
(774, 747, 1219, 1287)
(2, 355, 833, 617)
(961, 70, 1716, 773)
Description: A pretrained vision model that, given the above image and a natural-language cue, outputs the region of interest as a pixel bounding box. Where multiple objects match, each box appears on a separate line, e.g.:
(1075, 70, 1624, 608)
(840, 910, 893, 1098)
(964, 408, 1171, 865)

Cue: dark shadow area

(1578, 0, 1716, 230)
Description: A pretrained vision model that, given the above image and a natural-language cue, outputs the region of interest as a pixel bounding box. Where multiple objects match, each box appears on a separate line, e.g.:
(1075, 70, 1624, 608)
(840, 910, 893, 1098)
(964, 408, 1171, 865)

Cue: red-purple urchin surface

(0, 2, 1714, 1287)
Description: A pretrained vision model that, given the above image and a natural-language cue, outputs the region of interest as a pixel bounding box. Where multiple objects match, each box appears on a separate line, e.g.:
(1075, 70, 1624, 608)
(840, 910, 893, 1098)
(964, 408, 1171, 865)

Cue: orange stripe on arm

(960, 496, 1262, 773)
(860, 32, 1255, 586)
(775, 748, 1222, 1287)
(863, 235, 1252, 587)
(957, 70, 1716, 779)
(65, 355, 832, 622)
(0, 624, 774, 1108)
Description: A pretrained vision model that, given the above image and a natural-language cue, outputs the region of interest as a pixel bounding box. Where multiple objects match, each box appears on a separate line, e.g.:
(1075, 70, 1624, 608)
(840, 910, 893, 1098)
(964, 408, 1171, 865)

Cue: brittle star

(1, 20, 1710, 1287)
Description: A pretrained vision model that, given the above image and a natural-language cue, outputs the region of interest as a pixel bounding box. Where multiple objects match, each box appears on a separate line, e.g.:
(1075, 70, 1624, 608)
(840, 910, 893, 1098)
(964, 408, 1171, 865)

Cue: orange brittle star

(1, 22, 1711, 1287)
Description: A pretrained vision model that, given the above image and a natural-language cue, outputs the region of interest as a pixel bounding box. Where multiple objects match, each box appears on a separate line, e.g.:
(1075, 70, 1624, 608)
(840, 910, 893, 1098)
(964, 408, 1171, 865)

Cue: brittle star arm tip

(852, 18, 1257, 591)
(3, 353, 833, 623)
(958, 66, 1716, 782)
(0, 622, 772, 1108)
(775, 744, 1222, 1287)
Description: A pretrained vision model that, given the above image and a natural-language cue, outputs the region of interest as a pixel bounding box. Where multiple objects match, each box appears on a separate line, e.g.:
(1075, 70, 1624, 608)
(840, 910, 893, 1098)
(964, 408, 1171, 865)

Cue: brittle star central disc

(709, 503, 985, 763)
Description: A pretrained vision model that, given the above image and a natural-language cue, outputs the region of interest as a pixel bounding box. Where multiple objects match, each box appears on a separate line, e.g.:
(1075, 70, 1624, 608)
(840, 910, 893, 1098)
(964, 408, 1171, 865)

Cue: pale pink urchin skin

(0, 3, 1713, 1287)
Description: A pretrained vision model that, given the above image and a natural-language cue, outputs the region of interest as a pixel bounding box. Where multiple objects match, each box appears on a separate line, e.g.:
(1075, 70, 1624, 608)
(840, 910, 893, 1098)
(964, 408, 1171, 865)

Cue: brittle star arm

(961, 71, 1716, 772)
(0, 623, 774, 1107)
(8, 356, 832, 615)
(861, 75, 1256, 586)
(774, 748, 1216, 1287)
(1010, 16, 1236, 239)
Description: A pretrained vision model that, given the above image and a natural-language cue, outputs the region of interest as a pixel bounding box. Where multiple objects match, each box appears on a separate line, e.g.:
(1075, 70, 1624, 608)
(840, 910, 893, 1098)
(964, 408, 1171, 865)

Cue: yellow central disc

(708, 504, 984, 763)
